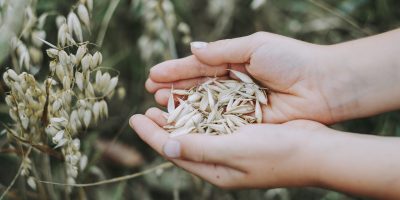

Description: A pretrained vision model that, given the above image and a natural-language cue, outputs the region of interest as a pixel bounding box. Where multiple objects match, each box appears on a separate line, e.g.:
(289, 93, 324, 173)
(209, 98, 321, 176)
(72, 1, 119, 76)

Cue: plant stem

(38, 162, 174, 187)
(31, 160, 48, 200)
(96, 0, 120, 47)
(41, 155, 58, 200)
(307, 0, 372, 36)
(0, 146, 32, 200)
(157, 0, 178, 59)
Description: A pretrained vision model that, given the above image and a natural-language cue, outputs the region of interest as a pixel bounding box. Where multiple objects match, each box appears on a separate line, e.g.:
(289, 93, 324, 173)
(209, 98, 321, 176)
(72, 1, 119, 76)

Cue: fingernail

(190, 41, 208, 49)
(163, 139, 181, 158)
(129, 115, 138, 127)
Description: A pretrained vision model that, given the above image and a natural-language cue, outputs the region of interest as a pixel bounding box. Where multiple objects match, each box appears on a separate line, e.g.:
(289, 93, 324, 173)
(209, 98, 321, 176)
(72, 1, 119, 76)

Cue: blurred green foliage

(1, 0, 399, 199)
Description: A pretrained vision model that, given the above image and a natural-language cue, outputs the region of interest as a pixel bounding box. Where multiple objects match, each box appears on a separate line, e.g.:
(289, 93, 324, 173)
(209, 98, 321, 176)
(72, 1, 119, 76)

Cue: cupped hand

(129, 107, 329, 188)
(146, 32, 342, 124)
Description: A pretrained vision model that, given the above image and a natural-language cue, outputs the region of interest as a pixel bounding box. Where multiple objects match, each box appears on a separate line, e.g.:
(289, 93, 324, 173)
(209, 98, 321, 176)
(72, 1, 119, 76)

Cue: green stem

(96, 0, 120, 47)
(38, 162, 174, 187)
(157, 0, 178, 59)
(0, 146, 32, 200)
(307, 0, 372, 36)
(41, 155, 58, 200)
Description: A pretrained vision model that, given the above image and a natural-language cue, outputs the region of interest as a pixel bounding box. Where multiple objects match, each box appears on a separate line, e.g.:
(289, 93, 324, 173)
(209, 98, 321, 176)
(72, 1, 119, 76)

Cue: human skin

(145, 30, 400, 124)
(131, 29, 400, 199)
(130, 109, 400, 199)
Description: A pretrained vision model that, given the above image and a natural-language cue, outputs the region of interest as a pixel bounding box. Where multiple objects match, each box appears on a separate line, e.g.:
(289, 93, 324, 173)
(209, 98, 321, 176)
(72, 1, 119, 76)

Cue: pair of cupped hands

(130, 32, 361, 189)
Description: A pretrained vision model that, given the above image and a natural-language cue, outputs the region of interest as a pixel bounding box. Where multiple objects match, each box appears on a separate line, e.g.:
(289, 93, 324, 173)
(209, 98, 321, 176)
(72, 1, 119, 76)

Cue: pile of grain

(163, 70, 268, 137)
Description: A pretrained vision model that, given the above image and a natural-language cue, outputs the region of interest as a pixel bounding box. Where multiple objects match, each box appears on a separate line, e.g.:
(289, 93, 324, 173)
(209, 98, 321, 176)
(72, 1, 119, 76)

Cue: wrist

(298, 125, 339, 187)
(319, 33, 400, 121)
(281, 122, 334, 187)
(315, 44, 363, 123)
(307, 129, 400, 198)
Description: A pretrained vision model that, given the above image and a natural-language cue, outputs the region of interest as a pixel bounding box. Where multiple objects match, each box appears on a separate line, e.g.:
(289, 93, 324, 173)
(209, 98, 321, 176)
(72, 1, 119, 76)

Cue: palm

(146, 32, 335, 124)
(244, 42, 334, 124)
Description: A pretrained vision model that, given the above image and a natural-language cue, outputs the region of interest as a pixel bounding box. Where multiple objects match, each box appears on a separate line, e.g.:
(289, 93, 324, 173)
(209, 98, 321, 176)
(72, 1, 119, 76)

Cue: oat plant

(1, 0, 119, 198)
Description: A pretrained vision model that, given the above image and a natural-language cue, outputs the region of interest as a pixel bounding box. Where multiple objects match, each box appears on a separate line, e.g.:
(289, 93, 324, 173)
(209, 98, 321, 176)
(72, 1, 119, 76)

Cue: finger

(146, 76, 229, 94)
(129, 114, 168, 153)
(154, 88, 202, 107)
(229, 64, 246, 74)
(154, 89, 171, 106)
(228, 64, 250, 81)
(145, 107, 168, 126)
(129, 115, 232, 164)
(190, 33, 268, 66)
(172, 159, 245, 188)
(150, 55, 228, 83)
(171, 134, 231, 164)
(152, 76, 230, 106)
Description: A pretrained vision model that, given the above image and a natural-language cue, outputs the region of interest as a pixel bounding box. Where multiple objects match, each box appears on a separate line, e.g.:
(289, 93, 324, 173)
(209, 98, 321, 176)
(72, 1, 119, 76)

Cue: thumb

(163, 134, 231, 164)
(190, 32, 267, 66)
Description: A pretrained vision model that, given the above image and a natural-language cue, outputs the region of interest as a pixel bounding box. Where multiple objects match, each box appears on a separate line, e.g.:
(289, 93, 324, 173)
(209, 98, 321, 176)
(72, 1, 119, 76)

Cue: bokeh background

(1, 0, 400, 199)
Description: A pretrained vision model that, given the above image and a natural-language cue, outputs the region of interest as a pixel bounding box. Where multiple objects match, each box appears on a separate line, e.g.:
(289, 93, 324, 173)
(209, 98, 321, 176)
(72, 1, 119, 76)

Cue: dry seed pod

(92, 101, 100, 123)
(67, 11, 83, 42)
(105, 76, 118, 94)
(58, 23, 69, 46)
(46, 48, 59, 58)
(86, 0, 93, 12)
(167, 89, 175, 113)
(76, 45, 87, 61)
(83, 109, 91, 128)
(255, 100, 262, 123)
(81, 54, 92, 72)
(92, 52, 102, 68)
(228, 69, 254, 84)
(77, 4, 90, 29)
(58, 50, 69, 66)
(167, 103, 184, 123)
(75, 72, 84, 91)
(100, 100, 108, 118)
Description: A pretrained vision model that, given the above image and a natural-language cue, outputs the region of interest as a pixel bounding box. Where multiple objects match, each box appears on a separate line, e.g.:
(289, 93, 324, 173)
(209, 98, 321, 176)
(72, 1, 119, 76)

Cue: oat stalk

(96, 0, 120, 47)
(37, 162, 173, 187)
(0, 146, 32, 200)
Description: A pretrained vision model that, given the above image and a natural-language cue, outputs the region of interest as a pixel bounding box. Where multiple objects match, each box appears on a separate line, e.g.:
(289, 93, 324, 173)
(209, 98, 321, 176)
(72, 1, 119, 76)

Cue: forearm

(308, 130, 400, 199)
(322, 29, 400, 121)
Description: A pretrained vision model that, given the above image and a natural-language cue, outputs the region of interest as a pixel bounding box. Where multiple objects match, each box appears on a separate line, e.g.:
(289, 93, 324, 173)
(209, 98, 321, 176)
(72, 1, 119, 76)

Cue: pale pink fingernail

(163, 139, 181, 158)
(129, 115, 138, 127)
(190, 41, 208, 49)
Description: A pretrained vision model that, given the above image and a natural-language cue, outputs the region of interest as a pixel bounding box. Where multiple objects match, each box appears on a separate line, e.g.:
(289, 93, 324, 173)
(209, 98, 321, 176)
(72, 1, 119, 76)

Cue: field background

(1, 0, 400, 199)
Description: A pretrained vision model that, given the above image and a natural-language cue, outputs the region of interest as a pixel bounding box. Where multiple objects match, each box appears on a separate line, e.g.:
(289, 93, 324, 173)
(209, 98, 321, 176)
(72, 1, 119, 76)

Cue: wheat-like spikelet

(136, 0, 191, 63)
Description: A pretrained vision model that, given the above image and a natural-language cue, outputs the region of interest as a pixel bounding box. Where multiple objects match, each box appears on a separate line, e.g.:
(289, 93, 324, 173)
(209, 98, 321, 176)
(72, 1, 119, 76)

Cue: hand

(129, 107, 326, 188)
(147, 30, 400, 124)
(146, 32, 340, 124)
(130, 108, 400, 198)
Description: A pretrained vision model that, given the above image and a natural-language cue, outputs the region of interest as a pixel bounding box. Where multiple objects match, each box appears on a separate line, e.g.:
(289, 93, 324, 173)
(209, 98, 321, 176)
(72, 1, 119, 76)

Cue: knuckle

(193, 144, 206, 162)
(144, 107, 158, 116)
(144, 78, 155, 93)
(197, 62, 208, 76)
